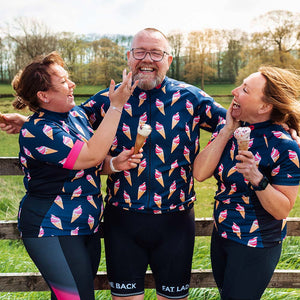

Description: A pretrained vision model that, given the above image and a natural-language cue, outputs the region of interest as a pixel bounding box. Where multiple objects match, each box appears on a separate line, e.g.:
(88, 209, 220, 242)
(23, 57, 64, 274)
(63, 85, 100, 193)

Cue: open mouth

(139, 67, 155, 72)
(233, 100, 240, 109)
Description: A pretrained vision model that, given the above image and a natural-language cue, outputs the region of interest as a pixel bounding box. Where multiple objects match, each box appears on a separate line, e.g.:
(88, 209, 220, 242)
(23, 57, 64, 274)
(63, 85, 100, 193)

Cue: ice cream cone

(234, 127, 251, 151)
(250, 219, 259, 233)
(134, 124, 152, 154)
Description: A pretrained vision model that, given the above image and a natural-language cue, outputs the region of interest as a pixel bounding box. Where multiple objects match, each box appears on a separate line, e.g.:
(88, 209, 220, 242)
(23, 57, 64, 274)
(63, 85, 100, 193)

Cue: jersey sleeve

(20, 120, 85, 170)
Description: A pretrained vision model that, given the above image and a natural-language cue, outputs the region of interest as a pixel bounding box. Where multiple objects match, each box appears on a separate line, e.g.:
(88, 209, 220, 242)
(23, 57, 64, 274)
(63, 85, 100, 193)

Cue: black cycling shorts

(23, 233, 101, 300)
(103, 204, 195, 299)
(211, 228, 282, 300)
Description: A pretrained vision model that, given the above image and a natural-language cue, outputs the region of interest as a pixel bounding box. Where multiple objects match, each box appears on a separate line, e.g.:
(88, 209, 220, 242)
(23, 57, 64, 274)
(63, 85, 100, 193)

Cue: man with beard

(82, 28, 226, 300)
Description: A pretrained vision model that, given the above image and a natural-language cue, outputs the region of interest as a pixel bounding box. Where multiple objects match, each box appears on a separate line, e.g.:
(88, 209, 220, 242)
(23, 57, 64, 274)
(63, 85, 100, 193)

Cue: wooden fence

(0, 157, 300, 293)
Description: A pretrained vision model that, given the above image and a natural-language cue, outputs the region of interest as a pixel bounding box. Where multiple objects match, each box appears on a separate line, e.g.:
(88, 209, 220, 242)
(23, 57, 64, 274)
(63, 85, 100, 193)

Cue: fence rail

(0, 157, 299, 293)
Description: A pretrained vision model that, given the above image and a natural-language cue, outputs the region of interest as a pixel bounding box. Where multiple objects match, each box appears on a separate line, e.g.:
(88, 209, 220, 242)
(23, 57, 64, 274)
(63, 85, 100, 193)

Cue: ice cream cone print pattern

(88, 215, 95, 230)
(156, 122, 166, 139)
(71, 170, 84, 181)
(138, 92, 147, 107)
(271, 147, 280, 162)
(36, 146, 58, 155)
(124, 170, 132, 186)
(236, 204, 245, 218)
(154, 193, 162, 208)
(288, 150, 299, 167)
(271, 165, 280, 177)
(38, 227, 44, 237)
(218, 210, 227, 223)
(230, 142, 235, 161)
(51, 214, 63, 230)
(71, 186, 82, 199)
(216, 183, 226, 195)
(218, 164, 224, 182)
(185, 123, 191, 140)
(124, 190, 131, 207)
(227, 166, 237, 177)
(195, 137, 199, 153)
(250, 219, 259, 233)
(254, 152, 261, 166)
(54, 195, 64, 209)
(114, 179, 120, 195)
(155, 169, 164, 187)
(228, 183, 237, 195)
(63, 136, 74, 148)
(264, 134, 268, 148)
(87, 195, 97, 209)
(124, 103, 132, 116)
(71, 227, 79, 236)
(186, 100, 194, 115)
(169, 160, 178, 176)
(138, 182, 146, 200)
(155, 145, 165, 163)
(183, 146, 191, 163)
(168, 181, 176, 199)
(71, 205, 82, 223)
(86, 175, 97, 188)
(84, 99, 96, 107)
(180, 190, 185, 202)
(171, 135, 180, 153)
(42, 124, 53, 140)
(232, 222, 241, 239)
(272, 131, 291, 140)
(100, 104, 106, 118)
(189, 176, 193, 194)
(171, 112, 180, 129)
(111, 136, 118, 151)
(205, 105, 212, 118)
(138, 158, 147, 176)
(122, 123, 132, 140)
(139, 112, 147, 127)
(242, 195, 250, 205)
(180, 167, 187, 182)
(281, 218, 287, 230)
(192, 116, 200, 131)
(171, 90, 180, 106)
(20, 156, 27, 168)
(21, 128, 35, 138)
(156, 98, 165, 115)
(247, 237, 257, 247)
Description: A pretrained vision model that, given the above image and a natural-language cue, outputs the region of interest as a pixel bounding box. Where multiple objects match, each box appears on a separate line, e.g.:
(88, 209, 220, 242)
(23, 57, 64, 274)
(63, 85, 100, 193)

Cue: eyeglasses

(130, 48, 169, 62)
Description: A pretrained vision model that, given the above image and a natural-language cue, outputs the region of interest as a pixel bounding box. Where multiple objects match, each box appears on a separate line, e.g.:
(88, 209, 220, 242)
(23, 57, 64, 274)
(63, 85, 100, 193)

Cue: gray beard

(133, 73, 163, 91)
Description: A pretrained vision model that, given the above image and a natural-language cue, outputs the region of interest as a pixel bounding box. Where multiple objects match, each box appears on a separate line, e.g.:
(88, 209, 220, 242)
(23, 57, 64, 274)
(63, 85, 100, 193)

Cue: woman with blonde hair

(193, 66, 300, 300)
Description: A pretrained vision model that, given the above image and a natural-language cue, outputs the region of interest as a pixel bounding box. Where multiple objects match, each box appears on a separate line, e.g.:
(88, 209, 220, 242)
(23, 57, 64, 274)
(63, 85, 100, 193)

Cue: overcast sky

(1, 0, 300, 36)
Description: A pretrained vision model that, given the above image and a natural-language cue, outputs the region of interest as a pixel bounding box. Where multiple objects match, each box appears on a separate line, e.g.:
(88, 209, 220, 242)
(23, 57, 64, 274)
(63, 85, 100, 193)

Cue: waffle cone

(237, 139, 249, 151)
(134, 134, 147, 154)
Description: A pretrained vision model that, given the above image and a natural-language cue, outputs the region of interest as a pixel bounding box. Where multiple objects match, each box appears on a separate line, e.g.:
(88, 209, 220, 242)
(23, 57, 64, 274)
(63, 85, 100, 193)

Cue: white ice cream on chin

(137, 124, 152, 137)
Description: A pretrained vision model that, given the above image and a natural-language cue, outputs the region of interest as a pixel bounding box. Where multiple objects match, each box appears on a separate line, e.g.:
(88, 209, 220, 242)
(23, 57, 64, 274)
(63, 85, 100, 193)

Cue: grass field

(0, 84, 299, 299)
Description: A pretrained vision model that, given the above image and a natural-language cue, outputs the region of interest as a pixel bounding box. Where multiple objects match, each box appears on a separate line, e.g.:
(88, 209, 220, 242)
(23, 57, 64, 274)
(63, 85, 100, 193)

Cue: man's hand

(0, 113, 27, 134)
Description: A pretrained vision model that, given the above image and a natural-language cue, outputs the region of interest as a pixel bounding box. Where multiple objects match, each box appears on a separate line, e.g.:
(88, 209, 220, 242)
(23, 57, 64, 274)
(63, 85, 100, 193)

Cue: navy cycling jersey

(18, 107, 103, 238)
(212, 121, 300, 248)
(81, 77, 226, 213)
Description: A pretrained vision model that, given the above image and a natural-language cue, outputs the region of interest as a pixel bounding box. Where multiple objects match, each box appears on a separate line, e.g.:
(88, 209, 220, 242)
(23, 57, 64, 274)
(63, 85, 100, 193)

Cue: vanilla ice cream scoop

(134, 124, 152, 154)
(234, 126, 251, 151)
(137, 124, 152, 137)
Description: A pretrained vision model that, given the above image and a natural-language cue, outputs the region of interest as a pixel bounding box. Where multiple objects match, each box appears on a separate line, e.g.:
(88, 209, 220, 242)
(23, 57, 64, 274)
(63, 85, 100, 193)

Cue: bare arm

(73, 70, 138, 170)
(236, 150, 298, 220)
(0, 113, 27, 134)
(193, 101, 240, 182)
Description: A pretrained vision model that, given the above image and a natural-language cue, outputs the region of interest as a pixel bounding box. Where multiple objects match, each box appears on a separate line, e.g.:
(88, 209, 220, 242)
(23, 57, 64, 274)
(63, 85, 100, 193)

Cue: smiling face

(127, 29, 173, 90)
(39, 64, 76, 113)
(231, 72, 271, 124)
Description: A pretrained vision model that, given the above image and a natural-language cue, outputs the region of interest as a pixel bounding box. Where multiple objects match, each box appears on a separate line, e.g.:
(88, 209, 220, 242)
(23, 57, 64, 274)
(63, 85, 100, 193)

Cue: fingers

(109, 79, 116, 94)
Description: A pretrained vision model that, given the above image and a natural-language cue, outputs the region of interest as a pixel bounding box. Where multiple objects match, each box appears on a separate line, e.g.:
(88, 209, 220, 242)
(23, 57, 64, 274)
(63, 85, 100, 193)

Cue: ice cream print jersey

(212, 121, 300, 248)
(18, 107, 103, 238)
(81, 77, 227, 213)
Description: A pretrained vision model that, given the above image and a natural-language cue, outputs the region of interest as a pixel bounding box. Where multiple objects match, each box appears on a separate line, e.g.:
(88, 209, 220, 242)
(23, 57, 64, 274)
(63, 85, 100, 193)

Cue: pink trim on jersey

(63, 140, 84, 169)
